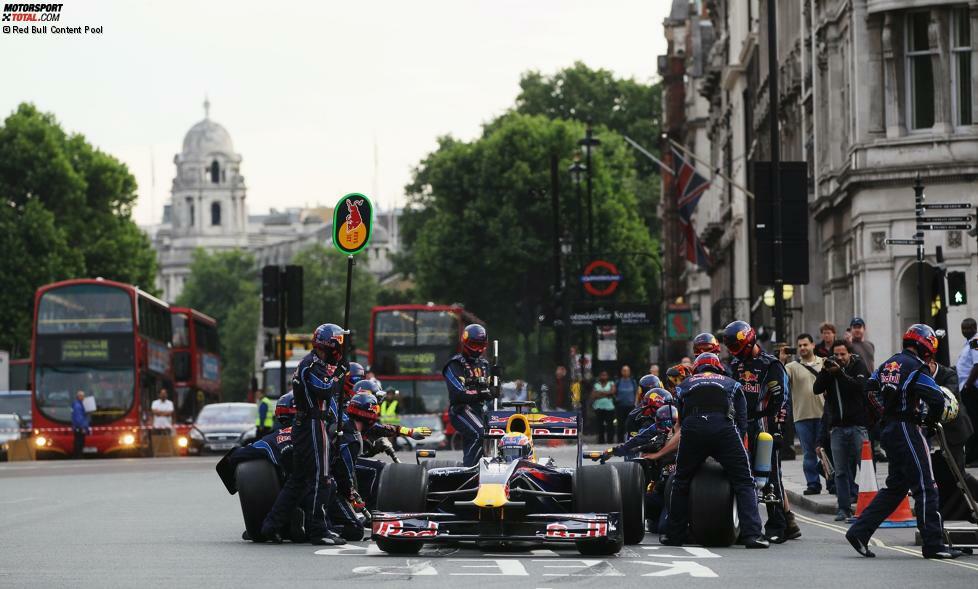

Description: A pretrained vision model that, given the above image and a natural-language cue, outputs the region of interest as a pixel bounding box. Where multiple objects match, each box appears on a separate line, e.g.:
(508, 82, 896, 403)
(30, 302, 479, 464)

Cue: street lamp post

(767, 0, 786, 342)
(579, 123, 601, 256)
(568, 155, 586, 256)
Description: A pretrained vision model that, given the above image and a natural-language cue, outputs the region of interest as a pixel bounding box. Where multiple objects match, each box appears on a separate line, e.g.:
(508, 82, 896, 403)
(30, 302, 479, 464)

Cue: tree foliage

(291, 244, 378, 354)
(176, 249, 259, 401)
(0, 103, 157, 354)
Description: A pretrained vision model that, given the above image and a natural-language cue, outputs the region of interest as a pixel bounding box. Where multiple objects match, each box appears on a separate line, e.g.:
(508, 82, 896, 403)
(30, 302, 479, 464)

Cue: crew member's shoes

(338, 524, 365, 542)
(310, 531, 348, 546)
(845, 532, 875, 558)
(658, 535, 683, 546)
(803, 486, 821, 495)
(765, 534, 787, 544)
(784, 513, 802, 540)
(923, 546, 963, 559)
(242, 530, 252, 541)
(263, 530, 284, 544)
(743, 536, 770, 549)
(834, 510, 850, 522)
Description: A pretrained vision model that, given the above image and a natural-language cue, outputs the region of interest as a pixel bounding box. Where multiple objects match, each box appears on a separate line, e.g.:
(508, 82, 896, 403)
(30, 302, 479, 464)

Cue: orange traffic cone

(880, 494, 916, 528)
(854, 440, 878, 517)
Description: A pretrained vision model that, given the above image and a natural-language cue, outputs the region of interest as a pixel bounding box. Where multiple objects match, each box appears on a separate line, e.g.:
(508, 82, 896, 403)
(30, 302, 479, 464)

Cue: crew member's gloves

(331, 363, 349, 383)
(349, 490, 366, 511)
(599, 447, 616, 462)
(399, 426, 432, 440)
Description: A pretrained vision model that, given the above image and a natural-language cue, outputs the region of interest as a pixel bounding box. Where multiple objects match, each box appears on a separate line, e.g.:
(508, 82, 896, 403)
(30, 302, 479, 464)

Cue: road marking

(532, 559, 624, 577)
(640, 546, 721, 558)
(448, 559, 529, 576)
(630, 560, 719, 577)
(793, 513, 978, 573)
(351, 560, 438, 576)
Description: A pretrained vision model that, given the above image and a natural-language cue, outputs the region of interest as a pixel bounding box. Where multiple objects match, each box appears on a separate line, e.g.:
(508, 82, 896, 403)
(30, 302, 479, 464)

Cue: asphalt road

(2, 448, 978, 588)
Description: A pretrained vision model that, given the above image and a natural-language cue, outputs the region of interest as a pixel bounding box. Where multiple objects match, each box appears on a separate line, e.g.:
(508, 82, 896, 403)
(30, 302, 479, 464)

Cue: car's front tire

(374, 463, 428, 555)
(572, 464, 624, 555)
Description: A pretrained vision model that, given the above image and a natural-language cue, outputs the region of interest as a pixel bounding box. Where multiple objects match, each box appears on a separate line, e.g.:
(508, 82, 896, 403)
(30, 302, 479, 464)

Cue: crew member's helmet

(937, 387, 960, 423)
(498, 432, 532, 462)
(347, 392, 381, 424)
(352, 379, 383, 397)
(343, 362, 366, 400)
(665, 364, 692, 390)
(692, 332, 721, 355)
(312, 323, 349, 363)
(902, 323, 938, 361)
(655, 405, 679, 430)
(693, 352, 724, 374)
(274, 392, 296, 426)
(723, 320, 756, 358)
(639, 374, 663, 394)
(461, 324, 488, 358)
(640, 387, 673, 416)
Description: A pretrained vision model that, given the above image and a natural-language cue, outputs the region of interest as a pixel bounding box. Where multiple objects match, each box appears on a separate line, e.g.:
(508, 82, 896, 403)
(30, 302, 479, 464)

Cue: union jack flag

(671, 146, 710, 221)
(678, 217, 711, 269)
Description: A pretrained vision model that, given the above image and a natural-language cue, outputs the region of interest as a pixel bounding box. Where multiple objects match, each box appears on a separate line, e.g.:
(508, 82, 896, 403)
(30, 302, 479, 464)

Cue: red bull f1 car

(370, 401, 645, 555)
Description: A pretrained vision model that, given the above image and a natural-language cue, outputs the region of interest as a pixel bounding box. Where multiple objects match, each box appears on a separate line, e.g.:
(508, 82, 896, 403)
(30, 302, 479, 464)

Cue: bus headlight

(177, 436, 188, 448)
(35, 436, 47, 448)
(121, 433, 136, 446)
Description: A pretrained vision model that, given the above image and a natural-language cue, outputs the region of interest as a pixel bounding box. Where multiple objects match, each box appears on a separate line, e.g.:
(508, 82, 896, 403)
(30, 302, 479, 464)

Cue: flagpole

(667, 138, 755, 200)
(623, 136, 674, 175)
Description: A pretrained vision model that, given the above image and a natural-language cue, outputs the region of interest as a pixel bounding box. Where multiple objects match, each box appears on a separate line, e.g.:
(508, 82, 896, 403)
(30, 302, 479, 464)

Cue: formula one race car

(370, 401, 645, 555)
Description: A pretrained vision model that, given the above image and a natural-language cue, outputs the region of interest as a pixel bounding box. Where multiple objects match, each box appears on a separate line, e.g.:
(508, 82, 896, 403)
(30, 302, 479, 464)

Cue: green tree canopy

(292, 244, 379, 356)
(0, 103, 157, 354)
(176, 249, 258, 401)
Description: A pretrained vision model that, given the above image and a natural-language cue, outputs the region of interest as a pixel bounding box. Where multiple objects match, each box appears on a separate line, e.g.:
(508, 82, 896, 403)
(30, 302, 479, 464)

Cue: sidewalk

(780, 446, 978, 515)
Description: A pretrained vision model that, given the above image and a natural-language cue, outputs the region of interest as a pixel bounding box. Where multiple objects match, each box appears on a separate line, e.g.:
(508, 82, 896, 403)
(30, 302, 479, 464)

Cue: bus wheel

(236, 460, 281, 542)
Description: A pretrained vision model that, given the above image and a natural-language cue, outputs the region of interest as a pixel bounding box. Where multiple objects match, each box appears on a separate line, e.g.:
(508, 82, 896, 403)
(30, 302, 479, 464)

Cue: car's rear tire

(236, 460, 281, 542)
(375, 463, 428, 555)
(688, 458, 739, 547)
(610, 461, 646, 545)
(421, 459, 463, 470)
(572, 464, 624, 555)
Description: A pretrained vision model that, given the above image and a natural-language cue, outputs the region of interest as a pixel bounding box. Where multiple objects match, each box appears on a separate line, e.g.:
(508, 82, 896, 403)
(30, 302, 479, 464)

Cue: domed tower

(170, 98, 247, 238)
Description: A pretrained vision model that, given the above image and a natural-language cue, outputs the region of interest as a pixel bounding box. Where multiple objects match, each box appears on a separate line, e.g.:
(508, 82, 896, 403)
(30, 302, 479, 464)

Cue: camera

(970, 339, 978, 351)
(782, 347, 798, 356)
(823, 357, 838, 368)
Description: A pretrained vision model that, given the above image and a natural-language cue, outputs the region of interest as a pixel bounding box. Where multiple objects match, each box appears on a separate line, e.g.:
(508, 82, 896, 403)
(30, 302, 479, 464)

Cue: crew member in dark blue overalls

(846, 324, 960, 560)
(260, 323, 348, 545)
(662, 353, 768, 548)
(724, 320, 800, 543)
(444, 324, 494, 467)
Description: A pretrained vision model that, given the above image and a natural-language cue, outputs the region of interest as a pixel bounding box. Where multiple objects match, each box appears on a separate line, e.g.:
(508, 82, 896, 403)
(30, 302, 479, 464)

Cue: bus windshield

(34, 365, 135, 425)
(37, 284, 133, 334)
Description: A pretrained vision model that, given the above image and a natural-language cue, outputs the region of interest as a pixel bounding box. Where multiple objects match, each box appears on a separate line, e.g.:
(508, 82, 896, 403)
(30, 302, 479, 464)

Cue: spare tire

(421, 459, 464, 470)
(688, 458, 739, 547)
(374, 463, 429, 554)
(572, 464, 624, 555)
(610, 461, 646, 545)
(236, 460, 281, 542)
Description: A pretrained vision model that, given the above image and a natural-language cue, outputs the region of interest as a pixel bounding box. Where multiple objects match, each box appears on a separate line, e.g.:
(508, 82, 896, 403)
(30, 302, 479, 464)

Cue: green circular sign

(332, 193, 374, 255)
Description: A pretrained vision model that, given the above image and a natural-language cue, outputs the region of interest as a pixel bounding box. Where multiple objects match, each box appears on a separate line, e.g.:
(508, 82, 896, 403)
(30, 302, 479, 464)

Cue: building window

(906, 11, 936, 130)
(186, 197, 195, 227)
(952, 6, 973, 126)
(211, 202, 221, 226)
(210, 160, 220, 184)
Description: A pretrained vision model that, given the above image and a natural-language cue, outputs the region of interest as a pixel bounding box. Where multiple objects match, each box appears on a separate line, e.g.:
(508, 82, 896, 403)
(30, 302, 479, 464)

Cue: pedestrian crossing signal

(947, 271, 967, 306)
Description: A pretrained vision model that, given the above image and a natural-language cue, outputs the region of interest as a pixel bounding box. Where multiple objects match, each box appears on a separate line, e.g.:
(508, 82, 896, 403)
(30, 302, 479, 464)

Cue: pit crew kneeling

(661, 353, 769, 549)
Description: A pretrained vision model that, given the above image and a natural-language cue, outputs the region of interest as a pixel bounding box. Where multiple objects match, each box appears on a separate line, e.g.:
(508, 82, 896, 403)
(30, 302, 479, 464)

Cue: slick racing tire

(421, 460, 464, 470)
(610, 461, 646, 545)
(572, 464, 624, 555)
(688, 458, 739, 547)
(375, 463, 429, 555)
(235, 460, 281, 542)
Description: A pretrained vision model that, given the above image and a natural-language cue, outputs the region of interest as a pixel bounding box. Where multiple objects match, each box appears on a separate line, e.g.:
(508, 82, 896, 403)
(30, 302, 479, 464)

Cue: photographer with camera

(813, 340, 870, 521)
(444, 324, 495, 466)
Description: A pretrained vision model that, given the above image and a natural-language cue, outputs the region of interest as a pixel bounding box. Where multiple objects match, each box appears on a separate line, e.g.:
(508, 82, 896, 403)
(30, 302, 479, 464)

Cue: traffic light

(948, 271, 967, 306)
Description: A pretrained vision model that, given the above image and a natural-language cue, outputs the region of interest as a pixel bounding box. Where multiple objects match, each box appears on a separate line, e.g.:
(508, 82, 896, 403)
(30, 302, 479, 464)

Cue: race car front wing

(371, 511, 621, 544)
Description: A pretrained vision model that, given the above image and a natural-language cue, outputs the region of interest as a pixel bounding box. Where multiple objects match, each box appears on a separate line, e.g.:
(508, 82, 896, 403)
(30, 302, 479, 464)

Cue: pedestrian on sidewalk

(813, 340, 870, 521)
(590, 370, 616, 445)
(614, 365, 638, 442)
(848, 317, 875, 370)
(814, 322, 836, 358)
(71, 390, 90, 458)
(955, 318, 978, 466)
(782, 334, 826, 495)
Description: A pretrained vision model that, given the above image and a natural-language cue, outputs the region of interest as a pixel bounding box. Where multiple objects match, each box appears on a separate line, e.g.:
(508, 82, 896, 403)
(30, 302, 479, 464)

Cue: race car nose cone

(473, 483, 509, 508)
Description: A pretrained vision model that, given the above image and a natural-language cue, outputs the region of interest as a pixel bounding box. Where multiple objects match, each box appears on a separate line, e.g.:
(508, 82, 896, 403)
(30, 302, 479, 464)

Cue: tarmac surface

(2, 445, 978, 588)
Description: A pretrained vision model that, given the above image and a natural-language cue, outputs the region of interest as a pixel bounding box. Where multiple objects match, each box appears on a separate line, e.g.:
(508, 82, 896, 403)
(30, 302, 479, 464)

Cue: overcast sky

(0, 0, 668, 225)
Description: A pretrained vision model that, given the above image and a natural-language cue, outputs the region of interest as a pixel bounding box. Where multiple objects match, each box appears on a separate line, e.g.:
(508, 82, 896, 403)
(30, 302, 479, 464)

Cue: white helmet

(939, 386, 960, 423)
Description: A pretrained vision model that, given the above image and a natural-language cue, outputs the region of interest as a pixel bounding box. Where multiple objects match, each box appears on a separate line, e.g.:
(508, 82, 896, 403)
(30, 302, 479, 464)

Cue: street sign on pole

(922, 203, 972, 210)
(885, 238, 924, 245)
(916, 216, 972, 223)
(918, 224, 973, 231)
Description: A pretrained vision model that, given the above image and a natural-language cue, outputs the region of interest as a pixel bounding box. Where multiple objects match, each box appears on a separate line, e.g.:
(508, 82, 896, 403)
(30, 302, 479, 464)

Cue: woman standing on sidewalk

(590, 370, 616, 445)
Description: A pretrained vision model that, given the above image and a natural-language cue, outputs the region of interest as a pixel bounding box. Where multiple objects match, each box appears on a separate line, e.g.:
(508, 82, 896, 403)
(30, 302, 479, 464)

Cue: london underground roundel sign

(581, 260, 622, 297)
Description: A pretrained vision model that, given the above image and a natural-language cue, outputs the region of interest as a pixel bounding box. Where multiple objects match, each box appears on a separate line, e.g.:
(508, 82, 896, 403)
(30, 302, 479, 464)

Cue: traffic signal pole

(768, 0, 786, 342)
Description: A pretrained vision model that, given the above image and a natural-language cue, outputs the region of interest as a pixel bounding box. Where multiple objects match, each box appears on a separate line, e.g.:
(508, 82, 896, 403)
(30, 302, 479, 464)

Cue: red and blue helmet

(347, 391, 380, 424)
(343, 362, 365, 400)
(693, 352, 724, 374)
(274, 392, 296, 426)
(723, 320, 756, 358)
(461, 324, 488, 357)
(313, 323, 349, 362)
(639, 374, 663, 394)
(640, 387, 673, 416)
(655, 405, 679, 430)
(498, 432, 532, 462)
(693, 332, 721, 355)
(903, 323, 938, 360)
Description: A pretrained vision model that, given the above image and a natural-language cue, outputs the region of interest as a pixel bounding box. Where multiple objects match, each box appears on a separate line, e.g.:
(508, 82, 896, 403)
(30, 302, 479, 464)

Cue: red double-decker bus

(31, 279, 173, 457)
(369, 304, 482, 414)
(169, 307, 221, 439)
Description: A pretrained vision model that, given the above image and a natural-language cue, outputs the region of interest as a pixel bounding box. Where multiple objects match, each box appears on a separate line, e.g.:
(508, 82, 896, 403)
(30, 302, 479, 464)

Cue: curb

(785, 489, 837, 516)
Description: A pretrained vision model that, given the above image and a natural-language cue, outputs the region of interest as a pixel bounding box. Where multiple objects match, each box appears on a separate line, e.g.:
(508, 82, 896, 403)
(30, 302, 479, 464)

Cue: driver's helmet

(498, 432, 532, 462)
